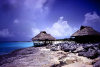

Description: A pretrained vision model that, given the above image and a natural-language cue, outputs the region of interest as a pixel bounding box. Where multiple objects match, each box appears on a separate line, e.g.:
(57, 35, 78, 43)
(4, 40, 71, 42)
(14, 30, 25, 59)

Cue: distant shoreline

(0, 41, 32, 42)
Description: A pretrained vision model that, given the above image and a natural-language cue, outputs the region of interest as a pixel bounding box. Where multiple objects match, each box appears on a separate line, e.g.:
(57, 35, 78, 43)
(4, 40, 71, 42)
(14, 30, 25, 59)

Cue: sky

(0, 0, 100, 41)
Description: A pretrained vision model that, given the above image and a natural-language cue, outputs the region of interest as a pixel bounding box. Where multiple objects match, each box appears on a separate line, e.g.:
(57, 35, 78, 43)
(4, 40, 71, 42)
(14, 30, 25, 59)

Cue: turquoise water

(0, 42, 33, 55)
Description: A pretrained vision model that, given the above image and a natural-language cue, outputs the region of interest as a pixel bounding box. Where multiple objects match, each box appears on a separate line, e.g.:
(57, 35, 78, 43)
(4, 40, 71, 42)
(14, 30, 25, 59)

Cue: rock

(47, 43, 62, 51)
(93, 60, 100, 67)
(94, 43, 100, 49)
(59, 53, 92, 65)
(93, 47, 99, 50)
(50, 45, 61, 51)
(50, 64, 62, 67)
(83, 43, 100, 51)
(74, 46, 84, 53)
(1, 42, 100, 67)
(0, 47, 69, 67)
(11, 47, 39, 55)
(92, 57, 100, 64)
(83, 44, 94, 50)
(64, 53, 78, 64)
(78, 48, 98, 59)
(51, 52, 93, 67)
(50, 61, 66, 67)
(77, 56, 93, 65)
(61, 44, 70, 52)
(78, 52, 86, 56)
(62, 62, 93, 67)
(61, 44, 77, 52)
(97, 50, 100, 55)
(0, 47, 39, 66)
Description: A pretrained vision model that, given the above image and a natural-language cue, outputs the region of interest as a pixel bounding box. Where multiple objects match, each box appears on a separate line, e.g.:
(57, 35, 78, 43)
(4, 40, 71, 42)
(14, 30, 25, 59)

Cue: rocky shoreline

(0, 42, 100, 67)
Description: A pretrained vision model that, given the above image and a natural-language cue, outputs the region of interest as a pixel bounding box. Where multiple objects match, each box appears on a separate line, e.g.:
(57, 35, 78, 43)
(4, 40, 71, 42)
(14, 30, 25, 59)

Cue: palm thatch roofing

(71, 26, 100, 37)
(32, 31, 56, 41)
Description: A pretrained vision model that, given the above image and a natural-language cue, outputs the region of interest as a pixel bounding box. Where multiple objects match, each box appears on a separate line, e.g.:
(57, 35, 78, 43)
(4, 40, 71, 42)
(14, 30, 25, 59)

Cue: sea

(0, 42, 33, 55)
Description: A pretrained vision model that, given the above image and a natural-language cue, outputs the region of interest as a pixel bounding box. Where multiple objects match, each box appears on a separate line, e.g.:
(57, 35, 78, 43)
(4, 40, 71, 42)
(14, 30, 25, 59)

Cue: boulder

(74, 46, 84, 53)
(83, 44, 94, 50)
(59, 53, 92, 65)
(97, 50, 100, 55)
(0, 47, 39, 66)
(78, 52, 86, 56)
(62, 62, 93, 67)
(93, 60, 100, 67)
(61, 44, 78, 52)
(50, 61, 66, 67)
(78, 48, 98, 59)
(94, 43, 100, 49)
(92, 57, 100, 64)
(50, 46, 61, 51)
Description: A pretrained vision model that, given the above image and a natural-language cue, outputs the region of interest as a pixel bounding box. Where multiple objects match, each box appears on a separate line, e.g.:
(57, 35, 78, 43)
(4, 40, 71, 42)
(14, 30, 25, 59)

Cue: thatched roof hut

(71, 26, 100, 37)
(32, 31, 55, 46)
(71, 26, 100, 43)
(32, 31, 56, 41)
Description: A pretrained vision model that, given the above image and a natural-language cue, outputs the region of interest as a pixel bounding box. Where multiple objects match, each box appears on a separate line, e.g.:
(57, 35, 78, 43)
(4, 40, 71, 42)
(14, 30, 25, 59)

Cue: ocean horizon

(0, 42, 33, 55)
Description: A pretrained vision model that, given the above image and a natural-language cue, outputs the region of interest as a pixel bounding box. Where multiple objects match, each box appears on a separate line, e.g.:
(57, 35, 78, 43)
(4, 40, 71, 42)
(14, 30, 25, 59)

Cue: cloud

(14, 19, 19, 24)
(0, 0, 54, 15)
(32, 16, 77, 38)
(83, 12, 100, 31)
(32, 28, 40, 36)
(0, 29, 14, 37)
(83, 12, 100, 24)
(0, 0, 55, 24)
(23, 0, 49, 15)
(23, 0, 55, 19)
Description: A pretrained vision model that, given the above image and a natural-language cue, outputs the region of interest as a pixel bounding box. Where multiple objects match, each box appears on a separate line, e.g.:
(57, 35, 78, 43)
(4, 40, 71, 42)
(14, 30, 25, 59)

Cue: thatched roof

(71, 26, 100, 37)
(32, 31, 56, 41)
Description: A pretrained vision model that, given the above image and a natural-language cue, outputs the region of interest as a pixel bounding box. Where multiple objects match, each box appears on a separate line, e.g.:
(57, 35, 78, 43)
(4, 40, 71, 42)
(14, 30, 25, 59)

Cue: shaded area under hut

(71, 26, 100, 43)
(32, 31, 56, 47)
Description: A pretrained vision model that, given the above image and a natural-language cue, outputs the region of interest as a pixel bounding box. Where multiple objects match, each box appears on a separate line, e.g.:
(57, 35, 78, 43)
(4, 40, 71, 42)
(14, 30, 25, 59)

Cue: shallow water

(0, 42, 33, 55)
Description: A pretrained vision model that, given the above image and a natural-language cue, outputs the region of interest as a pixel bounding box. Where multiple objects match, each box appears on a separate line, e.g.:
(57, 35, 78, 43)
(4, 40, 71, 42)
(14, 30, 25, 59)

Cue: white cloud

(24, 0, 47, 11)
(23, 0, 55, 20)
(1, 0, 55, 20)
(84, 12, 100, 24)
(9, 0, 54, 16)
(45, 17, 77, 38)
(83, 12, 100, 31)
(32, 28, 40, 36)
(0, 29, 14, 37)
(32, 16, 77, 38)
